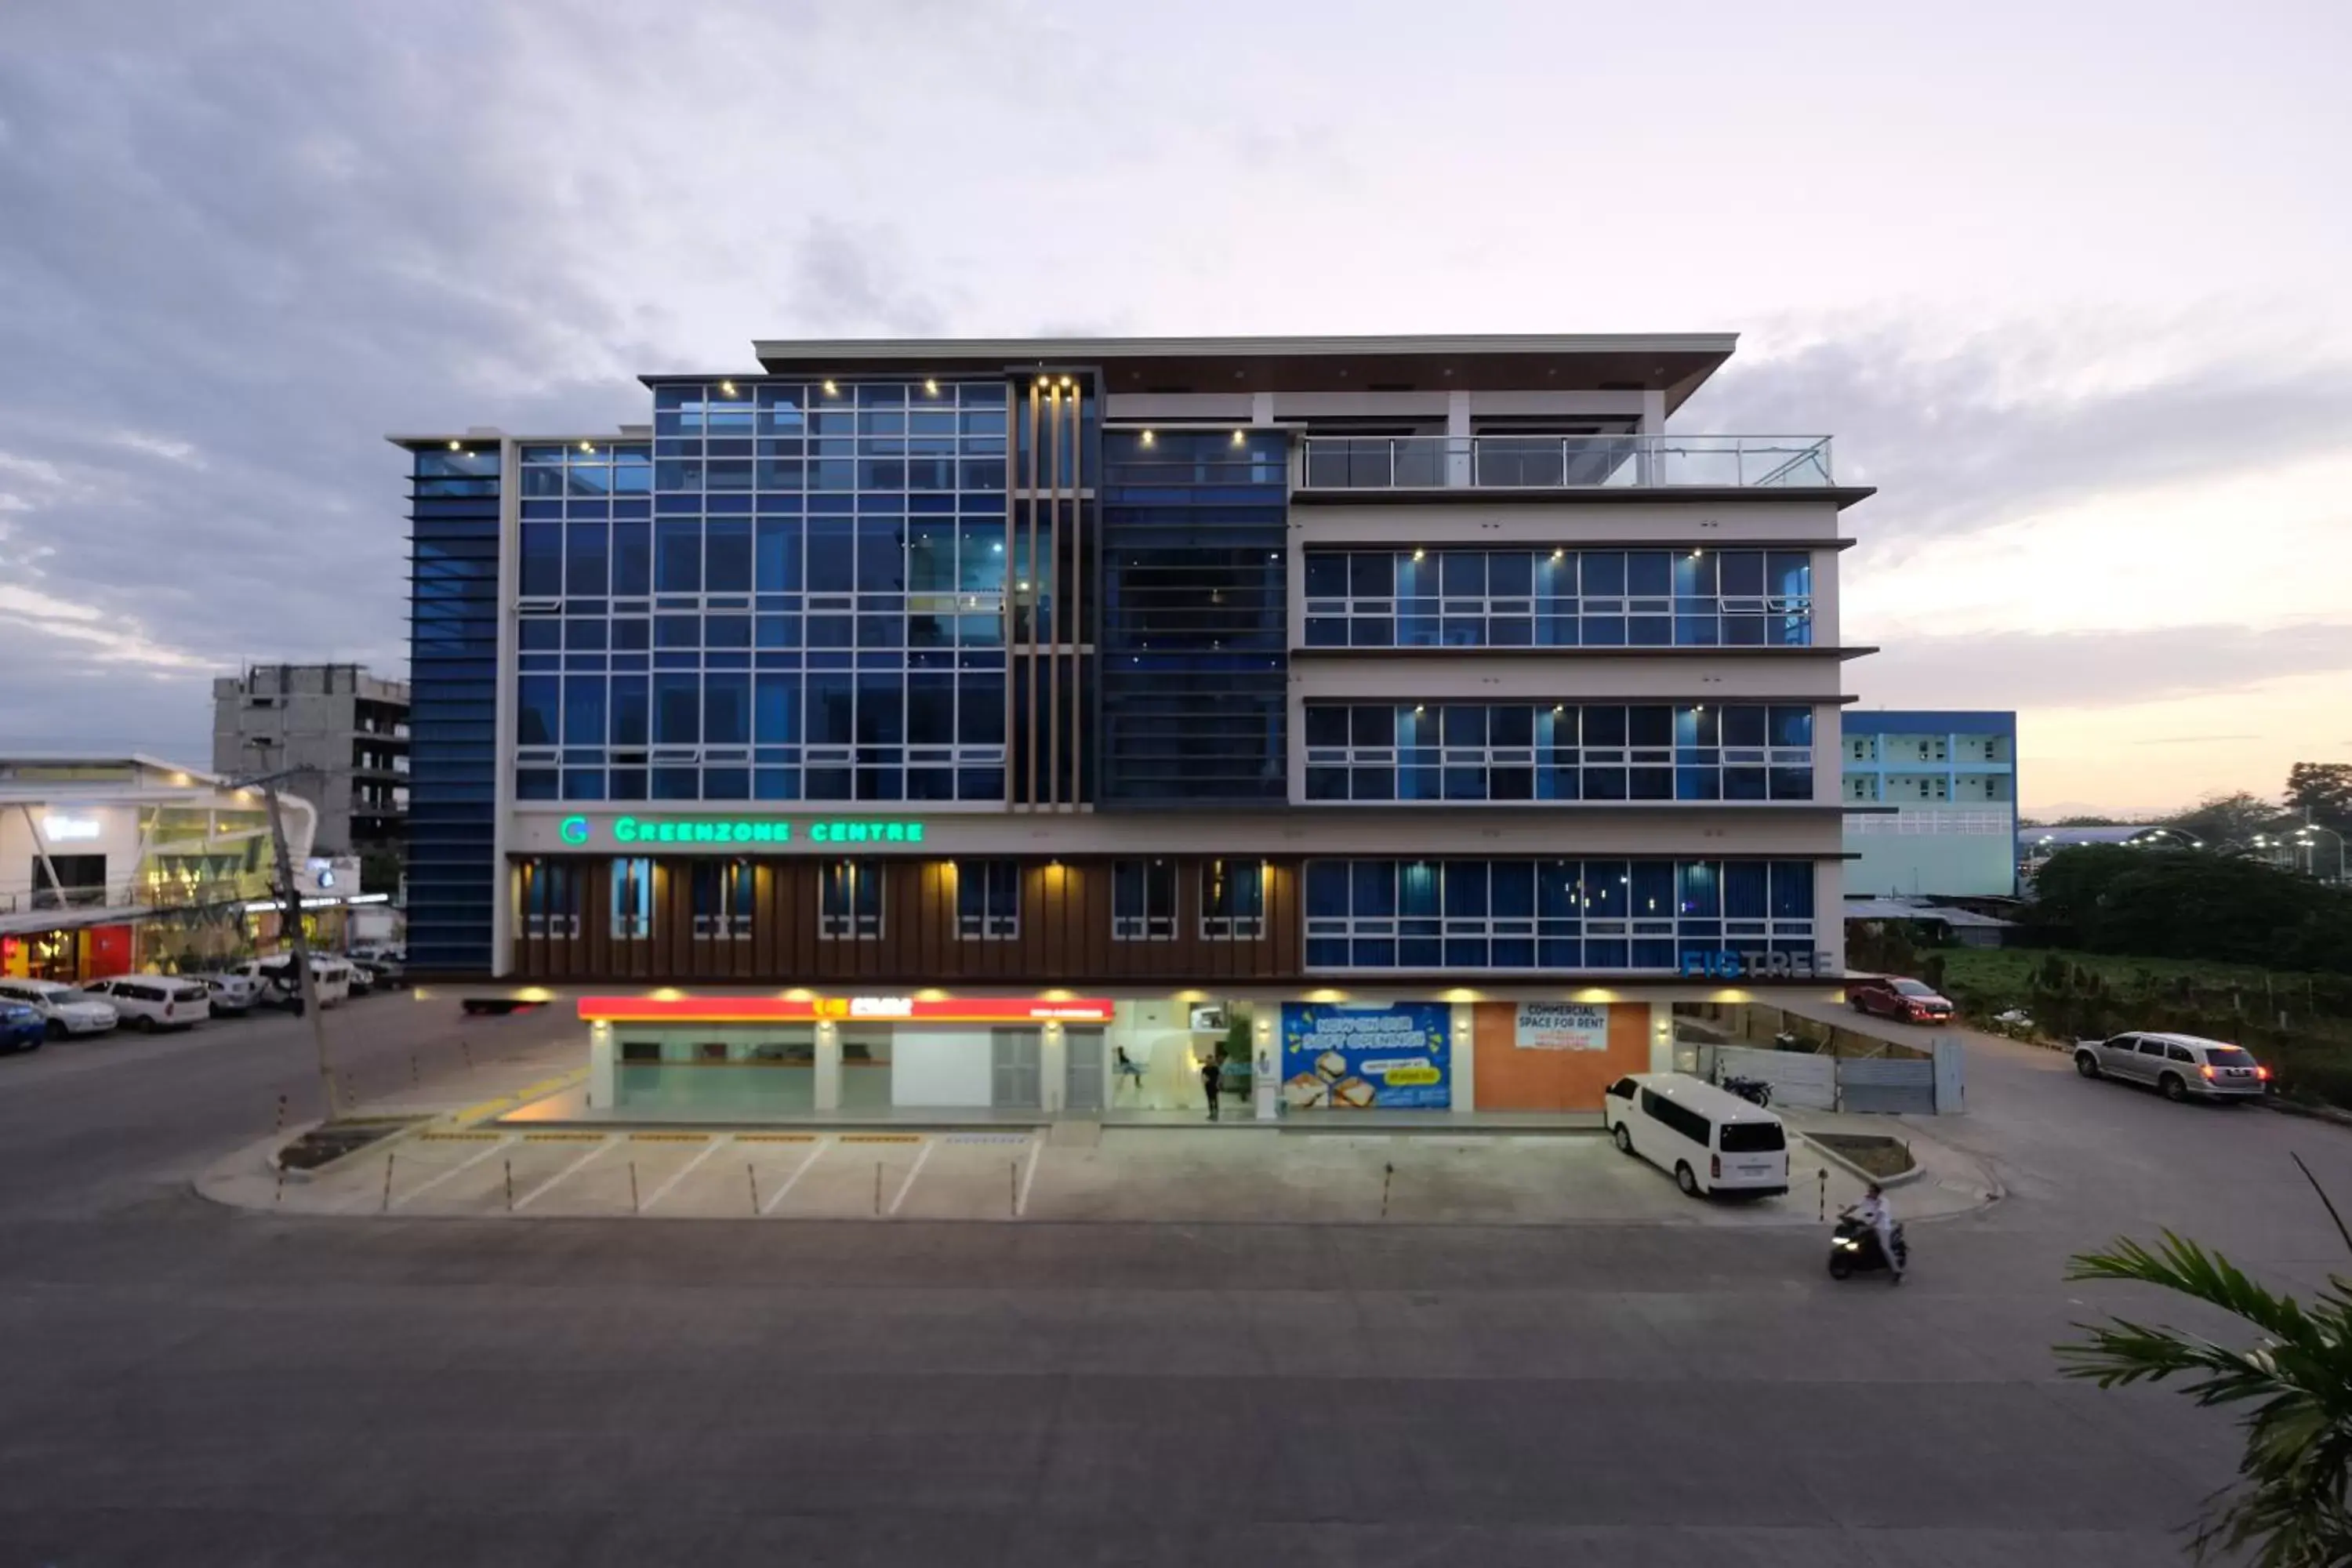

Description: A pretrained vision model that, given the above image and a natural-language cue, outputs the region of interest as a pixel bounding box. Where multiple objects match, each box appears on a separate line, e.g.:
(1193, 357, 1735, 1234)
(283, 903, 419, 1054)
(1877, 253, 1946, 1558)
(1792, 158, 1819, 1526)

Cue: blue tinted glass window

(654, 674, 699, 743)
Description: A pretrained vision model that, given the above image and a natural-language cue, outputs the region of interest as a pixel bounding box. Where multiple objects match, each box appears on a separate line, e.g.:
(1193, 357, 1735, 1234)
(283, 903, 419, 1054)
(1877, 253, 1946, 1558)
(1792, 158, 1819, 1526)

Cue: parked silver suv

(2074, 1031, 2269, 1102)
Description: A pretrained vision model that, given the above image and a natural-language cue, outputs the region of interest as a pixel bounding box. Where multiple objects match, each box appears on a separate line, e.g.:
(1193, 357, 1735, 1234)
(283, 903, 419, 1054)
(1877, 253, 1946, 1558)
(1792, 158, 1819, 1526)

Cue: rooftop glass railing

(1298, 434, 1835, 491)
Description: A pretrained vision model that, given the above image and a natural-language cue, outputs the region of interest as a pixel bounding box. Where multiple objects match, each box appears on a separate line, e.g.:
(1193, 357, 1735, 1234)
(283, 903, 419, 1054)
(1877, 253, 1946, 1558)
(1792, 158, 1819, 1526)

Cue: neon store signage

(559, 815, 927, 848)
(578, 995, 1115, 1025)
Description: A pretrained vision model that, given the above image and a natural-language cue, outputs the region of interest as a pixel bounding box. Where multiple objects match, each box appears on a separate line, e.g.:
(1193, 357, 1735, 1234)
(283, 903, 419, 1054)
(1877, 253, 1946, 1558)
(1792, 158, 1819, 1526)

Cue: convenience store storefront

(572, 986, 1785, 1120)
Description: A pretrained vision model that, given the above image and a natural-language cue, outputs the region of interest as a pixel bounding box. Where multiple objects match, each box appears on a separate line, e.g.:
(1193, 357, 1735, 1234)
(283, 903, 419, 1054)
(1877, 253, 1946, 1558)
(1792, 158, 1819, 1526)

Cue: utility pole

(253, 773, 339, 1122)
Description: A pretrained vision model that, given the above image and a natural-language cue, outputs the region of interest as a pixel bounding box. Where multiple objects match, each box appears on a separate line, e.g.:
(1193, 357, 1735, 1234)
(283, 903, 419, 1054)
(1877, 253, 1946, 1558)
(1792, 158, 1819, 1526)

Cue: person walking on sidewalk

(1201, 1048, 1224, 1121)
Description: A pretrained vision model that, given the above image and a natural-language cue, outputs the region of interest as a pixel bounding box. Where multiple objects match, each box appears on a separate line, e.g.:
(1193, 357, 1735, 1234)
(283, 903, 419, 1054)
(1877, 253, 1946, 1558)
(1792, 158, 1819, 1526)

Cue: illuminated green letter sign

(598, 816, 927, 847)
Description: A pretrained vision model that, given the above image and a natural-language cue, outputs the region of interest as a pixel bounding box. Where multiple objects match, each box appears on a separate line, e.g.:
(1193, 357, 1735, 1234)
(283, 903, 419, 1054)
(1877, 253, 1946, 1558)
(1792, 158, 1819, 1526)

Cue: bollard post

(504, 1158, 514, 1211)
(1010, 1160, 1018, 1218)
(274, 1093, 288, 1132)
(381, 1153, 396, 1213)
(460, 1039, 474, 1073)
(410, 1054, 420, 1089)
(1381, 1161, 1394, 1220)
(630, 1160, 641, 1215)
(874, 1161, 882, 1216)
(274, 1166, 285, 1206)
(1819, 1167, 1828, 1223)
(748, 1163, 759, 1216)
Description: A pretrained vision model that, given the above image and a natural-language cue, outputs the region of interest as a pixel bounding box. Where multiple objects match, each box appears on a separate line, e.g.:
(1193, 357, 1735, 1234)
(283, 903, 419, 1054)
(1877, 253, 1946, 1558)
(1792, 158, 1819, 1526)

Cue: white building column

(1040, 1022, 1067, 1114)
(1813, 858, 1847, 975)
(814, 1022, 841, 1111)
(1253, 1008, 1279, 1121)
(1446, 390, 1472, 486)
(1450, 1001, 1476, 1114)
(588, 1020, 615, 1110)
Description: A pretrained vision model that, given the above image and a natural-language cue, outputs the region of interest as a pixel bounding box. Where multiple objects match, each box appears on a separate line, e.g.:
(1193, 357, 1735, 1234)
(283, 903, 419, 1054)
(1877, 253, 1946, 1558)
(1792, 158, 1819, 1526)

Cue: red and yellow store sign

(578, 994, 1116, 1025)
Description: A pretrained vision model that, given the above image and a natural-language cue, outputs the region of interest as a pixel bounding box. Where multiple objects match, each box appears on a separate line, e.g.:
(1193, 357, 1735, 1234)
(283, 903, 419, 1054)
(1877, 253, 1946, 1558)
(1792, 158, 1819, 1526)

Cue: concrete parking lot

(220, 1119, 1915, 1226)
(5, 992, 2351, 1564)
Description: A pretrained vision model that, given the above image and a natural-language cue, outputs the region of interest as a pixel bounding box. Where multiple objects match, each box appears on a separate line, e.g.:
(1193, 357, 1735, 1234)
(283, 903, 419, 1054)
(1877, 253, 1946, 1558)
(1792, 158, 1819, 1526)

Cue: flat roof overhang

(730, 333, 1738, 413)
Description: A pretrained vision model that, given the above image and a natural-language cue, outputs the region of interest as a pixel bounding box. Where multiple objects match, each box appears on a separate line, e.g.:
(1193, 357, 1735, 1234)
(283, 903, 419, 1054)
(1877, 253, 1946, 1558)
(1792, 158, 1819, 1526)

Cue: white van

(84, 975, 212, 1032)
(234, 955, 352, 1010)
(1602, 1072, 1791, 1198)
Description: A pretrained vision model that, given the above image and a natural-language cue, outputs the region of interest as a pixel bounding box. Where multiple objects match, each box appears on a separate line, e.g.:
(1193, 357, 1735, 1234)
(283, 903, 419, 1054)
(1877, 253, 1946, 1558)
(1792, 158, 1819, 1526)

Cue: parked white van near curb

(84, 975, 210, 1032)
(1602, 1073, 1791, 1198)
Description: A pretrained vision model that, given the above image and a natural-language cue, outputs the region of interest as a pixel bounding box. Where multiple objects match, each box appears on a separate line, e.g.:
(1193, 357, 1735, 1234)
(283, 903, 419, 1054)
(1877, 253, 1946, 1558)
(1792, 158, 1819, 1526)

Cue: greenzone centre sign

(558, 815, 928, 848)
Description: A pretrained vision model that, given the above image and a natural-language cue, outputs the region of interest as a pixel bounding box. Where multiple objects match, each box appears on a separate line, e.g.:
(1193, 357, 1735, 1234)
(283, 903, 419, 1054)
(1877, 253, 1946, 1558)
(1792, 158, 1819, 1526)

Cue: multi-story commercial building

(1840, 710, 2017, 897)
(0, 754, 316, 980)
(212, 664, 410, 858)
(394, 334, 1872, 1120)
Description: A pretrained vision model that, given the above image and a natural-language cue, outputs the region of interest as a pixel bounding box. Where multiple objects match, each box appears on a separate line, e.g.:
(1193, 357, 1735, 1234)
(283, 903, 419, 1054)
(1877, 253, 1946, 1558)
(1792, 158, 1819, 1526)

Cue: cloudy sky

(2, 0, 2347, 815)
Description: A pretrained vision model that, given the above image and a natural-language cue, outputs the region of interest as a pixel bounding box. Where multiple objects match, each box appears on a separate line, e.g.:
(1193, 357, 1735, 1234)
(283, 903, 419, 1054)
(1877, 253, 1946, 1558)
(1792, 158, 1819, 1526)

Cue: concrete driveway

(1777, 994, 2352, 1296)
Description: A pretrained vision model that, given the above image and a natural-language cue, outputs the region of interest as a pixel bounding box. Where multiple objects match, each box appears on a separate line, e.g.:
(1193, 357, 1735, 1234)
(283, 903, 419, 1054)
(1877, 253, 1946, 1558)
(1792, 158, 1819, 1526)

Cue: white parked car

(0, 978, 120, 1040)
(2073, 1032, 2269, 1102)
(1603, 1072, 1791, 1198)
(184, 971, 265, 1016)
(84, 975, 211, 1032)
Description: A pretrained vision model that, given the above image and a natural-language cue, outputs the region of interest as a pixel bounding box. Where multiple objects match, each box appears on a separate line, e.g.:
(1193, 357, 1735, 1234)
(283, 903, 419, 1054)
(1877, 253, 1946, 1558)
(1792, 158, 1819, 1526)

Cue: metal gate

(1838, 1057, 1938, 1115)
(991, 1027, 1041, 1109)
(1063, 1026, 1104, 1112)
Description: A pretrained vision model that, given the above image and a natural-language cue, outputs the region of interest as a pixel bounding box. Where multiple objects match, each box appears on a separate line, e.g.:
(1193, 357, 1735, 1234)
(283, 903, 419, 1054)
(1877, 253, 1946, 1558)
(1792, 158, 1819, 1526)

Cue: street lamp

(2296, 823, 2347, 884)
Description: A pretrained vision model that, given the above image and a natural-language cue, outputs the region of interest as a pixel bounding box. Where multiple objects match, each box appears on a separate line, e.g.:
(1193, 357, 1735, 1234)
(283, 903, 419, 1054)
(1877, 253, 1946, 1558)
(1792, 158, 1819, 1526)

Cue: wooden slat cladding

(509, 855, 1301, 985)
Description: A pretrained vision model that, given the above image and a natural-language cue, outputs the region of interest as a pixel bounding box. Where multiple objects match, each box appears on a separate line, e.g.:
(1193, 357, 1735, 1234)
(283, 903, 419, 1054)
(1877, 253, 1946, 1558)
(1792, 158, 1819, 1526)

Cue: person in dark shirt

(1201, 1049, 1223, 1121)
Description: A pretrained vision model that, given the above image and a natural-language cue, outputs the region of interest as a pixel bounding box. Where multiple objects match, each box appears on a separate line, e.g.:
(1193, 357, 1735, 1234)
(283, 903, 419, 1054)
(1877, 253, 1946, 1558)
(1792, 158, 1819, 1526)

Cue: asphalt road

(4, 995, 2349, 1566)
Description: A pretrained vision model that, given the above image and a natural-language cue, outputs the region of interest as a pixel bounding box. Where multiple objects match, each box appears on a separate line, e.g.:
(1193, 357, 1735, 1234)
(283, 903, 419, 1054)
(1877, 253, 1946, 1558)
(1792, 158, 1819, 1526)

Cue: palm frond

(2058, 1226, 2352, 1566)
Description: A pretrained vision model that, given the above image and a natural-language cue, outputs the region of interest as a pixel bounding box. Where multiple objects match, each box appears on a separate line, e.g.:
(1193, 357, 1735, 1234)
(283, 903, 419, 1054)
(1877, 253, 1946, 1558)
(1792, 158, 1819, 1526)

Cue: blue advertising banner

(1279, 1002, 1452, 1110)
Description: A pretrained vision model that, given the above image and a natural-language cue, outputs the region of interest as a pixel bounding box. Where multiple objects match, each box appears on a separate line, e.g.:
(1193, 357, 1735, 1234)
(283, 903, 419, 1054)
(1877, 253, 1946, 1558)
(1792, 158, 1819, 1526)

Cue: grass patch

(1936, 948, 2335, 999)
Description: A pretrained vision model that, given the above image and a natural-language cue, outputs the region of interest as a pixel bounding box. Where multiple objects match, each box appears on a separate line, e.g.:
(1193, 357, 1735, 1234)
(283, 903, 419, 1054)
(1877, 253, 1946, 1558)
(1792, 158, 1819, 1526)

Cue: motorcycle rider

(1845, 1181, 1903, 1279)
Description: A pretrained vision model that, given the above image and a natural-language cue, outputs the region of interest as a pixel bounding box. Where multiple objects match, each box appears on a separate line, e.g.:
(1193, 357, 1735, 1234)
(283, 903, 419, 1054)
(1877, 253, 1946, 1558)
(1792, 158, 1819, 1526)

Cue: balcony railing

(1298, 435, 1835, 492)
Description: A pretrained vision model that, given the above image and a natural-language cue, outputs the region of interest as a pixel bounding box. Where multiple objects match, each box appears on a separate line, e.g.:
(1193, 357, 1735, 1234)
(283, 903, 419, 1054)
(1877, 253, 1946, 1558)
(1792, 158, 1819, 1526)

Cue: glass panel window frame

(956, 858, 1021, 941)
(1298, 548, 1816, 649)
(1301, 857, 1816, 972)
(690, 858, 755, 941)
(818, 859, 884, 940)
(1302, 702, 1810, 804)
(610, 856, 653, 938)
(1112, 859, 1176, 942)
(1199, 859, 1265, 940)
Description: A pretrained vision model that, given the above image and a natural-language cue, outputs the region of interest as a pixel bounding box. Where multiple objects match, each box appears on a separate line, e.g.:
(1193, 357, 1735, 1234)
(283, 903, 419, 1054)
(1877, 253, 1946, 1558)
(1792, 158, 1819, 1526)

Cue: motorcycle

(1828, 1215, 1908, 1283)
(1719, 1073, 1773, 1109)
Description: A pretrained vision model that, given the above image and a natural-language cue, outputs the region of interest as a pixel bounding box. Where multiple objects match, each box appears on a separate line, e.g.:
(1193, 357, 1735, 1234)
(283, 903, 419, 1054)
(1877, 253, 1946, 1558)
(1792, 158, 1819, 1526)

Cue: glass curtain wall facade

(407, 448, 502, 971)
(1098, 430, 1288, 804)
(1305, 858, 1817, 971)
(514, 380, 1013, 806)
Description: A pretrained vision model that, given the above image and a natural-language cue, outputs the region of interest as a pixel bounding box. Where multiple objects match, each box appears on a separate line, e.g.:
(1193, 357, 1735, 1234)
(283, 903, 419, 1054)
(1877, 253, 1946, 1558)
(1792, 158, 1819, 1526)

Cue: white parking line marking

(760, 1136, 831, 1214)
(1015, 1135, 1043, 1217)
(886, 1138, 935, 1215)
(389, 1134, 518, 1210)
(637, 1135, 731, 1213)
(512, 1137, 616, 1210)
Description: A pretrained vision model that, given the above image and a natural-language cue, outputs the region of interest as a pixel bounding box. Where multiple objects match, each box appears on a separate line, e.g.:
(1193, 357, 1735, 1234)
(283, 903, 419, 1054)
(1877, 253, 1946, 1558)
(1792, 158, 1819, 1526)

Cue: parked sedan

(0, 979, 118, 1040)
(0, 1002, 44, 1054)
(2074, 1031, 2270, 1102)
(1848, 976, 1956, 1025)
